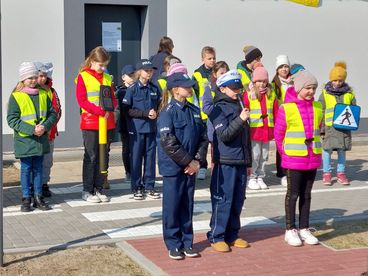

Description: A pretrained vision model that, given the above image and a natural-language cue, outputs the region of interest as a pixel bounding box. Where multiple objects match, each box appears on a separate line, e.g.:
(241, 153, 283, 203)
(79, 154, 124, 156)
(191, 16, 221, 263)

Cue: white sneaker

(95, 190, 110, 202)
(247, 178, 260, 190)
(299, 228, 319, 245)
(82, 192, 101, 203)
(281, 176, 287, 187)
(285, 229, 302, 247)
(257, 178, 268, 189)
(197, 168, 207, 180)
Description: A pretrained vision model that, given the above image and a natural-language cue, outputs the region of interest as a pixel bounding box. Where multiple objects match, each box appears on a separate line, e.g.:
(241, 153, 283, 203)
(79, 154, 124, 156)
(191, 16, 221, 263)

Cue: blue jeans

(322, 149, 346, 173)
(20, 156, 44, 197)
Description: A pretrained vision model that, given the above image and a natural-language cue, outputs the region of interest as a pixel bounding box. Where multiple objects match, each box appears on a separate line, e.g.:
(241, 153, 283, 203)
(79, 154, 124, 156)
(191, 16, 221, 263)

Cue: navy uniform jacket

(123, 80, 161, 134)
(209, 92, 252, 166)
(115, 84, 129, 136)
(158, 99, 208, 176)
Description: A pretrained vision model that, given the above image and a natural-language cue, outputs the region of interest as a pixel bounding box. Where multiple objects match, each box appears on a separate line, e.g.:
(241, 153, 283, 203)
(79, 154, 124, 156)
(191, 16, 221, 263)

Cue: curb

(116, 241, 167, 276)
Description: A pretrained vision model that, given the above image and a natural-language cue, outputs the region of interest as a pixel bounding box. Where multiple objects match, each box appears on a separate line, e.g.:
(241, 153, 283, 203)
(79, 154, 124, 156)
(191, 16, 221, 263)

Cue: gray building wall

(1, 0, 167, 151)
(168, 0, 368, 117)
(2, 0, 366, 152)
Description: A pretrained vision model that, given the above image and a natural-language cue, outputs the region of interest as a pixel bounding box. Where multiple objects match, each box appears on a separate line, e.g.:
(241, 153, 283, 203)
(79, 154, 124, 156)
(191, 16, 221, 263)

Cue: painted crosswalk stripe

(66, 185, 368, 207)
(3, 207, 63, 217)
(103, 216, 276, 239)
(51, 180, 163, 195)
(82, 202, 216, 222)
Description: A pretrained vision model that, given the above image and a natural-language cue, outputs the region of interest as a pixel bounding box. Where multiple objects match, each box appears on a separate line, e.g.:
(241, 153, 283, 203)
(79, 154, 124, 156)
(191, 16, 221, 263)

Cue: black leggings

(285, 169, 317, 230)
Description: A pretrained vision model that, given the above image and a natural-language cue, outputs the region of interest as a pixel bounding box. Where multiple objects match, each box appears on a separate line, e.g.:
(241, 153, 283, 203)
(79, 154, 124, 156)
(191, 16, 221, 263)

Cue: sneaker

(211, 241, 230, 252)
(323, 172, 332, 186)
(82, 192, 101, 203)
(133, 189, 144, 200)
(247, 178, 260, 190)
(42, 184, 52, 197)
(169, 248, 184, 260)
(229, 238, 249, 248)
(95, 190, 110, 202)
(257, 178, 268, 190)
(197, 168, 207, 180)
(299, 228, 319, 245)
(284, 229, 302, 247)
(182, 248, 200, 258)
(281, 176, 287, 187)
(146, 189, 160, 199)
(336, 172, 350, 185)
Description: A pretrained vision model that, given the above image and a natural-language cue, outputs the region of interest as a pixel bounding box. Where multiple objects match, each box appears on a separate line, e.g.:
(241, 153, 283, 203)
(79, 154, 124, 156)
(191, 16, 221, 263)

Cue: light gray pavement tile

(2, 145, 368, 251)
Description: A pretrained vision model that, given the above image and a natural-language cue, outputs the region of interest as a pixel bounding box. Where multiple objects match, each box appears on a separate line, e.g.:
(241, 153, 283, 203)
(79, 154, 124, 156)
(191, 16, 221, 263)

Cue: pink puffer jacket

(274, 88, 321, 170)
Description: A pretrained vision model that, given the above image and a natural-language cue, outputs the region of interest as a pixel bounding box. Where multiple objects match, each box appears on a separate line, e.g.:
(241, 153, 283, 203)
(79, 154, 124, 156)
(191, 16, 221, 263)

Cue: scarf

(279, 76, 293, 86)
(21, 87, 39, 95)
(325, 81, 351, 96)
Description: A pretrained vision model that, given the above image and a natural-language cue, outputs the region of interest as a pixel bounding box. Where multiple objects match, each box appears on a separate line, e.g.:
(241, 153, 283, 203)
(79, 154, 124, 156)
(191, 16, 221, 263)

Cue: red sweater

(76, 68, 117, 130)
(243, 92, 279, 143)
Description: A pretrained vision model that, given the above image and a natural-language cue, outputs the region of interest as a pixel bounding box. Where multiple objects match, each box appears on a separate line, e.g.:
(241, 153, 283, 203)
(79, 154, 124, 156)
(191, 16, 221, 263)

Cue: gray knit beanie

(18, 62, 39, 81)
(292, 70, 318, 93)
(44, 62, 54, 79)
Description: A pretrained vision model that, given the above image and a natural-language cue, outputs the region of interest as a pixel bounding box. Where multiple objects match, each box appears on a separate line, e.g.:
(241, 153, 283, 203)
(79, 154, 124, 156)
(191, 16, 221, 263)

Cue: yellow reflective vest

(283, 101, 322, 156)
(79, 71, 112, 113)
(248, 90, 276, 128)
(12, 89, 48, 137)
(237, 68, 251, 88)
(322, 89, 355, 126)
(191, 71, 209, 120)
(157, 78, 167, 92)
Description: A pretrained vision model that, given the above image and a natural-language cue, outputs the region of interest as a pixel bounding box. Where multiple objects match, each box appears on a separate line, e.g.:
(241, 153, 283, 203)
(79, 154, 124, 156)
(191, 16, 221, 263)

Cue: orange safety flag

(288, 0, 320, 7)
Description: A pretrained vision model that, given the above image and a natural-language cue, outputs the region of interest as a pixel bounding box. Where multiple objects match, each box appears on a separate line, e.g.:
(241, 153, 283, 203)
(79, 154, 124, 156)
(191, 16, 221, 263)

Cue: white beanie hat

(275, 54, 290, 70)
(18, 62, 39, 81)
(44, 62, 54, 79)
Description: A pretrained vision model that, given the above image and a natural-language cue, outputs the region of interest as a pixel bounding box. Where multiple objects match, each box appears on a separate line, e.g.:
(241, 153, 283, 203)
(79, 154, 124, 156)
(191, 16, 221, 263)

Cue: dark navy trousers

(207, 164, 247, 243)
(162, 173, 195, 251)
(130, 132, 156, 192)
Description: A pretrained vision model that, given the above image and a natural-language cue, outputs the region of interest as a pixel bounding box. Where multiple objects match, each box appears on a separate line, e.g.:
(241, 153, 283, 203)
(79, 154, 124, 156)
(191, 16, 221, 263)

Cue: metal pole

(0, 0, 5, 267)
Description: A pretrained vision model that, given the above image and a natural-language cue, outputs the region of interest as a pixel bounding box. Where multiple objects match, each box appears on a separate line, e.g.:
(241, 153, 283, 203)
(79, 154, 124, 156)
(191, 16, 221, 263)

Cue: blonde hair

(248, 83, 272, 101)
(201, 46, 216, 58)
(79, 46, 110, 72)
(12, 82, 25, 92)
(158, 87, 173, 113)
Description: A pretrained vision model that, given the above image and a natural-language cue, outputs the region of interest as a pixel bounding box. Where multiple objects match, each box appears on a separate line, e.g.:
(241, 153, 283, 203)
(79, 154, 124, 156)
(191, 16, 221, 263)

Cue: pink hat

(252, 66, 269, 82)
(167, 63, 188, 76)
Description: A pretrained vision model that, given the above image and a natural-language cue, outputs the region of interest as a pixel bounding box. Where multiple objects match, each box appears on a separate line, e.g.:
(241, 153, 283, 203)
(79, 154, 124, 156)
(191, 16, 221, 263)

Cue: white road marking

(103, 216, 276, 239)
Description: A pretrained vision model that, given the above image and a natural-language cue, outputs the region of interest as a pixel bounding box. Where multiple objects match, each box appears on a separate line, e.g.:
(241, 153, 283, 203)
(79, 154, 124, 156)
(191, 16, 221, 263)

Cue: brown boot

(229, 238, 249, 248)
(211, 241, 230, 252)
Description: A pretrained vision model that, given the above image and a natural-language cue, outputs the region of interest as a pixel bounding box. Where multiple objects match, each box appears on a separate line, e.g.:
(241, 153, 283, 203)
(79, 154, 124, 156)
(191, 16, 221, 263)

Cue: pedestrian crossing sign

(332, 103, 361, 131)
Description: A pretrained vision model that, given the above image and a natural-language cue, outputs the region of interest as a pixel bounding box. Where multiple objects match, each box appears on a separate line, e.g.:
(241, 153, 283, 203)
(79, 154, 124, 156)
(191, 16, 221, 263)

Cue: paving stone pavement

(2, 143, 368, 275)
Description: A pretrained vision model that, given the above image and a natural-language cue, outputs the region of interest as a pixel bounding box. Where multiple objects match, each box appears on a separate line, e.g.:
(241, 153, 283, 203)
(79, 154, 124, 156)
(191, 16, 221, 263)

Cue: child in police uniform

(158, 73, 207, 260)
(207, 70, 252, 252)
(274, 70, 322, 247)
(115, 64, 136, 182)
(123, 59, 161, 200)
(318, 61, 356, 186)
